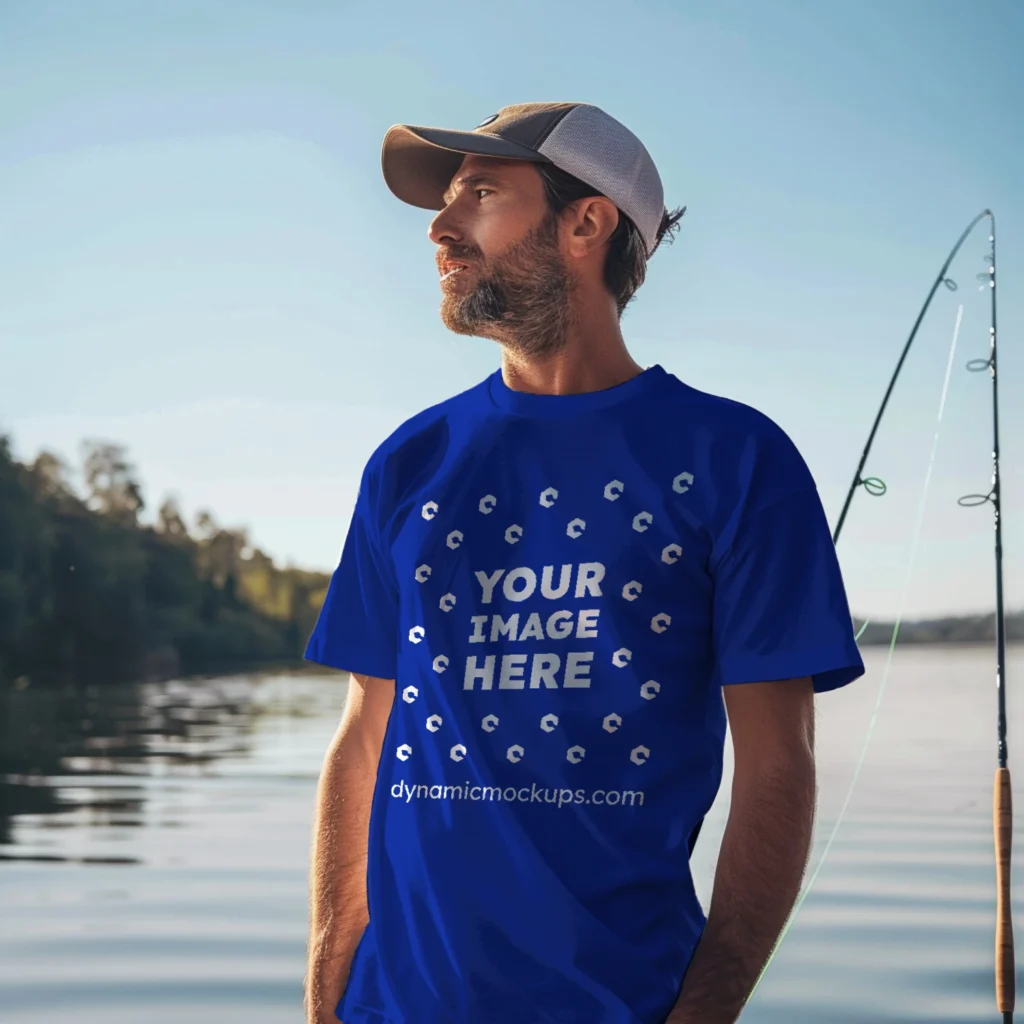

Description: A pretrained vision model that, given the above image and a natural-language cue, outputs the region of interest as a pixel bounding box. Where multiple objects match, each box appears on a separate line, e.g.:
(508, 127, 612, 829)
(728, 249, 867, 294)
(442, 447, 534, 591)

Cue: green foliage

(0, 434, 329, 688)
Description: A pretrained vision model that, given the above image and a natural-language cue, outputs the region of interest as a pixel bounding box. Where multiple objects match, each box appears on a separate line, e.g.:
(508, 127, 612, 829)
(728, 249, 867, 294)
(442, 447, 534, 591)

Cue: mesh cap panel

(537, 104, 665, 255)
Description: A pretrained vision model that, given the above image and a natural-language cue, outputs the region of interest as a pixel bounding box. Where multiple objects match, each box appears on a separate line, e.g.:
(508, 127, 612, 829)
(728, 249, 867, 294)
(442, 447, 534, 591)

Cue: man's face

(429, 155, 576, 358)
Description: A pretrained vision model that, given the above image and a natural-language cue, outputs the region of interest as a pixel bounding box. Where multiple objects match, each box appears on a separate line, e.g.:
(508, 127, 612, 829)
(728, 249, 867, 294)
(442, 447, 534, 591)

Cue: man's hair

(537, 163, 686, 317)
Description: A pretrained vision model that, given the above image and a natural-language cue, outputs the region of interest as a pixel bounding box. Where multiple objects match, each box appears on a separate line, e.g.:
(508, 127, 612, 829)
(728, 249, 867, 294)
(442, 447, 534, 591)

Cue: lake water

(2, 643, 1023, 1023)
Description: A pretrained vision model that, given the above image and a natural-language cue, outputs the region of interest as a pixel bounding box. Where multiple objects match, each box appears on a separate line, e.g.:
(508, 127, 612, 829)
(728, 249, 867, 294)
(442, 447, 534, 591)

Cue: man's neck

(499, 301, 644, 397)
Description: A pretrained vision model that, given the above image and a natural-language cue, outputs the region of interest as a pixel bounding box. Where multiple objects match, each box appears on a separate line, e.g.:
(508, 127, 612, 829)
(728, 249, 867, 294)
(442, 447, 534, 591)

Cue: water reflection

(0, 672, 334, 863)
(2, 649, 1024, 1022)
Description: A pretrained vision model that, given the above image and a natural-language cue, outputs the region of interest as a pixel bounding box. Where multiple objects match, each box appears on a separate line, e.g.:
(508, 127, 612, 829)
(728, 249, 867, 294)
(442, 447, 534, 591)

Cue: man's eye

(475, 188, 493, 199)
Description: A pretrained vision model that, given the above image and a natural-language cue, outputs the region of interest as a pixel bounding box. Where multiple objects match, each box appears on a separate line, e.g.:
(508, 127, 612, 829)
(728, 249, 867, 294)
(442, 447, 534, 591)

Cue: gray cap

(381, 102, 667, 256)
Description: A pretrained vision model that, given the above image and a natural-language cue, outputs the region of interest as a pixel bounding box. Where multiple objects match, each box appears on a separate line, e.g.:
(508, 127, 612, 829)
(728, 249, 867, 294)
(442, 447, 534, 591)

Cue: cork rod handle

(995, 766, 1015, 1015)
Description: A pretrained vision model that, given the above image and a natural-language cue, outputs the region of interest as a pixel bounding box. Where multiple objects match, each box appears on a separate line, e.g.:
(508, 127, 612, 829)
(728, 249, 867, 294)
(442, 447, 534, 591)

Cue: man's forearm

(667, 753, 816, 1024)
(305, 736, 377, 1024)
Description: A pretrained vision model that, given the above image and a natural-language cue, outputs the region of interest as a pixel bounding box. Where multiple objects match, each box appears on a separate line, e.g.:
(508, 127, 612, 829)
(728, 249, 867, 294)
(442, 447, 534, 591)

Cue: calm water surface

(1, 644, 1022, 1023)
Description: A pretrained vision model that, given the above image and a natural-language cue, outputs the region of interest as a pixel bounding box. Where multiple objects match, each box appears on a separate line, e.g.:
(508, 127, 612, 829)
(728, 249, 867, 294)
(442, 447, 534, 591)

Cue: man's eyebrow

(442, 173, 501, 206)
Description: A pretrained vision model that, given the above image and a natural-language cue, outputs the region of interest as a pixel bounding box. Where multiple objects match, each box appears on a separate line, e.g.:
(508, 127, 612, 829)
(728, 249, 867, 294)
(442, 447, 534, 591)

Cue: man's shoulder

(659, 373, 816, 500)
(662, 374, 800, 452)
(663, 374, 790, 434)
(362, 373, 492, 482)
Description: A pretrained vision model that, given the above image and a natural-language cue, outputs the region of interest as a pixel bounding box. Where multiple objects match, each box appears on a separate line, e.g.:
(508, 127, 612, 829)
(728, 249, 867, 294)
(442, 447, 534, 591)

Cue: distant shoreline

(852, 611, 1023, 646)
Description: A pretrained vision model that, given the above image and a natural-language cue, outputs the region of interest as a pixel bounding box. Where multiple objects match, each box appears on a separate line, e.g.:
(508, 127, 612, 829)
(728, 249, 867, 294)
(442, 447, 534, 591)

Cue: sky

(1, 0, 1022, 621)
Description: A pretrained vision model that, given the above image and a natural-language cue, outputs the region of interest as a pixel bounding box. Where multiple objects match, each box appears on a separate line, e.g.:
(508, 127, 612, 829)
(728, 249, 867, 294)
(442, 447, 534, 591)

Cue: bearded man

(303, 102, 864, 1024)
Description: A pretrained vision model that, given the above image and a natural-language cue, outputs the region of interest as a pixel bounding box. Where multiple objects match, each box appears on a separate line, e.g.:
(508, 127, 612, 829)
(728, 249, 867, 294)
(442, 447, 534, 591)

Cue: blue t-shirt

(306, 364, 864, 1024)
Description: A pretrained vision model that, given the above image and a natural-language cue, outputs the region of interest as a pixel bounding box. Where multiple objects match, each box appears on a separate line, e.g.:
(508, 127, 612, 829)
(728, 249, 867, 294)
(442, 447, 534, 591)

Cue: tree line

(854, 612, 1023, 646)
(1, 431, 1019, 690)
(0, 433, 330, 688)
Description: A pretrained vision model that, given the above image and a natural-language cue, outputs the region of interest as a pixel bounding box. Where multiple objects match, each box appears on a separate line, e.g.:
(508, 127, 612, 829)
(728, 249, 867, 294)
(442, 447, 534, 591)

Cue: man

(304, 102, 864, 1024)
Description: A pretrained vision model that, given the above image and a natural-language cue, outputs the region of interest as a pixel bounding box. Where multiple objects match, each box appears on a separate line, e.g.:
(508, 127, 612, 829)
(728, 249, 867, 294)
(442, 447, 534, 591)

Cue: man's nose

(428, 205, 462, 246)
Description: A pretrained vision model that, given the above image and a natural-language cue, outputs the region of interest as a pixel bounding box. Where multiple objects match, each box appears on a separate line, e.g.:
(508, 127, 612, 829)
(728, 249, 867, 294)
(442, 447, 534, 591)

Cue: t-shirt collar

(487, 364, 668, 418)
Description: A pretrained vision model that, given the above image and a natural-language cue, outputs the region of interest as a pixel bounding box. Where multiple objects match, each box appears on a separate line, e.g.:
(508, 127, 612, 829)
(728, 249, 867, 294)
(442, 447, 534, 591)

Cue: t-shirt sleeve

(711, 483, 865, 695)
(304, 464, 399, 679)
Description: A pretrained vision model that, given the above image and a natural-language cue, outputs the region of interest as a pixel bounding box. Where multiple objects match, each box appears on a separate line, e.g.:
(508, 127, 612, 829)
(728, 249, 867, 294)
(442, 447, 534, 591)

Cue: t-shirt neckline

(487, 364, 668, 418)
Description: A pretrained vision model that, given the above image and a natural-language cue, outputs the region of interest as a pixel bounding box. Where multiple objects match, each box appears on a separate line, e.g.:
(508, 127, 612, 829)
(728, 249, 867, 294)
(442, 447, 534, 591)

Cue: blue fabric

(305, 364, 865, 1024)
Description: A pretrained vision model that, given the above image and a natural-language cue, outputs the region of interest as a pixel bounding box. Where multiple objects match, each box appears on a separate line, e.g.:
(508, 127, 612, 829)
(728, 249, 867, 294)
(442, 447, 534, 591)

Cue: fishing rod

(832, 209, 1012, 1022)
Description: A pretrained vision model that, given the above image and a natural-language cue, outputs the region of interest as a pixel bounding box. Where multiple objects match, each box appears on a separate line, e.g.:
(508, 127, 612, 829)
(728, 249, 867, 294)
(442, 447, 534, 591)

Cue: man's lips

(437, 257, 473, 279)
(439, 261, 471, 282)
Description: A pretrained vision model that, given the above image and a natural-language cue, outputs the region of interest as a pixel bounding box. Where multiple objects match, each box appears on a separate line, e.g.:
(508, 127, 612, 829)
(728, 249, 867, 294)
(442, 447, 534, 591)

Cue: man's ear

(563, 196, 620, 257)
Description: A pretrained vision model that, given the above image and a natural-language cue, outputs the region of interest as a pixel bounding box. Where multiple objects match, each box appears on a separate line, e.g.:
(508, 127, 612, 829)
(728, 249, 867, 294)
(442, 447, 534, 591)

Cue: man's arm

(305, 672, 394, 1024)
(666, 676, 816, 1024)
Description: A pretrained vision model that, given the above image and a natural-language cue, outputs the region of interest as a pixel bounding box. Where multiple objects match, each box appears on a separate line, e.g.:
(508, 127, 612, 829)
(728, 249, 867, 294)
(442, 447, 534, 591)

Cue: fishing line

(748, 302, 965, 1000)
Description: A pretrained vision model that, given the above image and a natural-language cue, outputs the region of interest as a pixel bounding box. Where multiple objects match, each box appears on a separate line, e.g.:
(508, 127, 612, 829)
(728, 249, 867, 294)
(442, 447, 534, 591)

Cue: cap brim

(381, 124, 549, 211)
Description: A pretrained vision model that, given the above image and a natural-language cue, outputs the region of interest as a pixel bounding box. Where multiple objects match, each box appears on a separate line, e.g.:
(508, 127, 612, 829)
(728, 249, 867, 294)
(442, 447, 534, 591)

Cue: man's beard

(439, 213, 577, 359)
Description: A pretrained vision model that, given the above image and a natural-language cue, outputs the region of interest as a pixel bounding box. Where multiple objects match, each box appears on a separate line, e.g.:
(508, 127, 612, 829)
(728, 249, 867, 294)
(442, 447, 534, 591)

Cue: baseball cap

(381, 102, 667, 256)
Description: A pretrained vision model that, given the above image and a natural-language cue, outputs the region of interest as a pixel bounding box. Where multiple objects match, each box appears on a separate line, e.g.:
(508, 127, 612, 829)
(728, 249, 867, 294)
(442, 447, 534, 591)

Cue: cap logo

(474, 113, 498, 129)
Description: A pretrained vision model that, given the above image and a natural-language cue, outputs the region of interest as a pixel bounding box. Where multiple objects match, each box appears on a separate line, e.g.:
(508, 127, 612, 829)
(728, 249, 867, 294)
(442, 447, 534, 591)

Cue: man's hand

(666, 676, 816, 1024)
(305, 672, 393, 1024)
